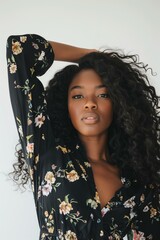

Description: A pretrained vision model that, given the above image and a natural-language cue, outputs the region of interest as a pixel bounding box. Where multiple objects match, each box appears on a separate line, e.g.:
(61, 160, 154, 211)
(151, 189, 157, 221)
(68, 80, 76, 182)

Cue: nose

(84, 98, 97, 110)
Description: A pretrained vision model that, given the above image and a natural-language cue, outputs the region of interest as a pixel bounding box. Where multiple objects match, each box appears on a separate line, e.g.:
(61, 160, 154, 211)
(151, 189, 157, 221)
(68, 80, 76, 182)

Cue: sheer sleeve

(6, 34, 54, 170)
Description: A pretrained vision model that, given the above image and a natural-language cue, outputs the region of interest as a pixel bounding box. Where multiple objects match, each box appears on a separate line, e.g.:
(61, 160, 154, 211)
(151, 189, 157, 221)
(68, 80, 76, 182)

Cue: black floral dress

(6, 34, 160, 240)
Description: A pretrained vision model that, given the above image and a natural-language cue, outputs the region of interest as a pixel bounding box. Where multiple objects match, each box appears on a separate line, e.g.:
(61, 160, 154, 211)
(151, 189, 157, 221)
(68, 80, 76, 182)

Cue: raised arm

(49, 40, 97, 62)
(7, 34, 54, 168)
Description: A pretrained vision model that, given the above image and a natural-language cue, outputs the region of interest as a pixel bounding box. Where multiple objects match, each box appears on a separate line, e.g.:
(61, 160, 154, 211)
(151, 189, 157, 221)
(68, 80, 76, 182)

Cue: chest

(90, 161, 123, 208)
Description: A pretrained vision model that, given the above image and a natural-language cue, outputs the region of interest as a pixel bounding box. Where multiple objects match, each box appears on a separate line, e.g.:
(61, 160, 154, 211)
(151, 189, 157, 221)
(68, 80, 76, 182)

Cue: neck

(79, 133, 109, 163)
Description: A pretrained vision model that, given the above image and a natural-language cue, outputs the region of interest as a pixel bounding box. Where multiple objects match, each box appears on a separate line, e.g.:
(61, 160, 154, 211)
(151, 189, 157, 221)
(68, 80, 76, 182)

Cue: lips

(81, 112, 99, 124)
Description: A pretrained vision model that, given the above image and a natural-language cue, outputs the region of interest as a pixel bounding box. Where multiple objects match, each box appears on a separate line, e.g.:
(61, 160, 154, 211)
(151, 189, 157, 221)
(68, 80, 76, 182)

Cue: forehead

(69, 69, 104, 88)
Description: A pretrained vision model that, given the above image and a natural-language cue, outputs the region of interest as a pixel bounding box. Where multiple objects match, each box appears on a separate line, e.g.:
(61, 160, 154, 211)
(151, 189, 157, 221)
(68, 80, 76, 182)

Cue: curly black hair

(10, 50, 160, 187)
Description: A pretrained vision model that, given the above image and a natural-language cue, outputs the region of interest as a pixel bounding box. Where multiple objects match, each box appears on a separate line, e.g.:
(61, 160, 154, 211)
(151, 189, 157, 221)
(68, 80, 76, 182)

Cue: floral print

(66, 170, 79, 182)
(127, 230, 146, 240)
(26, 142, 34, 154)
(123, 196, 136, 208)
(59, 199, 73, 215)
(20, 36, 27, 43)
(45, 172, 56, 184)
(64, 230, 78, 240)
(43, 208, 55, 234)
(42, 183, 52, 196)
(9, 62, 17, 73)
(57, 229, 78, 240)
(35, 113, 46, 128)
(86, 192, 100, 210)
(7, 34, 160, 239)
(12, 40, 23, 55)
(58, 195, 87, 226)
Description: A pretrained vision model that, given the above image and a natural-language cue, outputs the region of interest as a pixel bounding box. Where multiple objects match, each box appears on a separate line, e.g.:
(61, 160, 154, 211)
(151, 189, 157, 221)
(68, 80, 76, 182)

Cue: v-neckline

(74, 141, 126, 211)
(72, 139, 135, 214)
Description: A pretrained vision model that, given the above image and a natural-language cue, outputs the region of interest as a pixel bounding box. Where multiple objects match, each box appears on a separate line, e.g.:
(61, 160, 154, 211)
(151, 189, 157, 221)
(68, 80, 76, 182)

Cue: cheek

(100, 102, 113, 123)
(68, 102, 81, 128)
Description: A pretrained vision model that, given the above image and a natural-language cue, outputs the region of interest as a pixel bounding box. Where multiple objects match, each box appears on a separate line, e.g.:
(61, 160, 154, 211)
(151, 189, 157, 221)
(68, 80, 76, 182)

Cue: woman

(7, 34, 160, 239)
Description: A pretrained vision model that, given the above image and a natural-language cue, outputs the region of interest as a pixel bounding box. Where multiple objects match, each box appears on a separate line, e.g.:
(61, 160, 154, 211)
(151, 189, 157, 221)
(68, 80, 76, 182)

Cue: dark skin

(68, 69, 123, 208)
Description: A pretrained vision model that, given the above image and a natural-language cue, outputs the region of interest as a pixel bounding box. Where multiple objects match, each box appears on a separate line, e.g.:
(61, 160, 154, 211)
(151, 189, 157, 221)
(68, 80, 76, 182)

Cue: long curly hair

(10, 50, 160, 187)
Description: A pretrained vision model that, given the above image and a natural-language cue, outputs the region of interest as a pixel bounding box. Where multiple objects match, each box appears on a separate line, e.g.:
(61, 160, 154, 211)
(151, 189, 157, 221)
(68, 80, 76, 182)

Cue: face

(68, 69, 113, 139)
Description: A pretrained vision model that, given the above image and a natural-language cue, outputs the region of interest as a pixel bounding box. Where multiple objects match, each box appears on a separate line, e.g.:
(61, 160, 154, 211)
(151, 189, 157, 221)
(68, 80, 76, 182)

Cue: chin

(78, 130, 108, 138)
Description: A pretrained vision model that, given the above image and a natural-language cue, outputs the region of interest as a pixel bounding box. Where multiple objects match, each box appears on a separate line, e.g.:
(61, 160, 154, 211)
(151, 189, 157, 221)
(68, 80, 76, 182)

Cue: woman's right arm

(6, 34, 54, 169)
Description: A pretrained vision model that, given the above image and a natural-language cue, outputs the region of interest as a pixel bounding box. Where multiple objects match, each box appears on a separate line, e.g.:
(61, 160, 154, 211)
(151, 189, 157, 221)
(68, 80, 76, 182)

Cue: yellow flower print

(12, 41, 23, 55)
(44, 208, 55, 235)
(48, 227, 54, 234)
(45, 171, 56, 184)
(150, 207, 157, 218)
(20, 36, 27, 43)
(56, 145, 70, 154)
(66, 170, 79, 182)
(9, 63, 17, 74)
(64, 230, 78, 240)
(59, 201, 73, 215)
(58, 196, 87, 225)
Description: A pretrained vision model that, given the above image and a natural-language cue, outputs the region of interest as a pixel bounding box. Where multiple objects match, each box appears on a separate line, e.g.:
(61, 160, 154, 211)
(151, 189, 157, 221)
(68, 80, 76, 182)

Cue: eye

(97, 93, 110, 98)
(72, 95, 84, 99)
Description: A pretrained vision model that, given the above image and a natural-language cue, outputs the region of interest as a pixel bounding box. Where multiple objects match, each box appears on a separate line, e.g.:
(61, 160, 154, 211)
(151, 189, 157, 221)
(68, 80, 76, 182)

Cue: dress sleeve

(133, 184, 160, 238)
(6, 34, 54, 169)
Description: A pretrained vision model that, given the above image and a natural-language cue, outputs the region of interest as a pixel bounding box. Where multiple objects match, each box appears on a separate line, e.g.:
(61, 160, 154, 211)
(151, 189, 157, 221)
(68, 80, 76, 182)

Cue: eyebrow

(69, 84, 107, 91)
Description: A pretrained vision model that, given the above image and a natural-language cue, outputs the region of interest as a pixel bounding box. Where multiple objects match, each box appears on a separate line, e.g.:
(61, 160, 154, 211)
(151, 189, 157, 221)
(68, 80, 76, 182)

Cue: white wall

(0, 1, 160, 239)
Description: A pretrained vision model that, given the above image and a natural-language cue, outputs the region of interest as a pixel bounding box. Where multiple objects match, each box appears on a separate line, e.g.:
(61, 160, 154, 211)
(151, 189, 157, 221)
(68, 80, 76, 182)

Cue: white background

(0, 1, 160, 239)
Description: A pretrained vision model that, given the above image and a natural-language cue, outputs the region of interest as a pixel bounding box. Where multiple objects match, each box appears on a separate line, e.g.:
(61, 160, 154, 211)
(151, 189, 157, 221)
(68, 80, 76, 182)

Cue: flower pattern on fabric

(35, 113, 46, 128)
(43, 208, 55, 234)
(66, 170, 79, 182)
(58, 195, 87, 226)
(7, 34, 160, 240)
(64, 230, 78, 240)
(86, 191, 100, 210)
(12, 40, 23, 55)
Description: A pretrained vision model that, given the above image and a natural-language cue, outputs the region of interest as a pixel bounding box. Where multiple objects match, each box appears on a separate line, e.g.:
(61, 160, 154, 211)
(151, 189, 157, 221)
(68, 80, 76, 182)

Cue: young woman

(7, 34, 160, 239)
